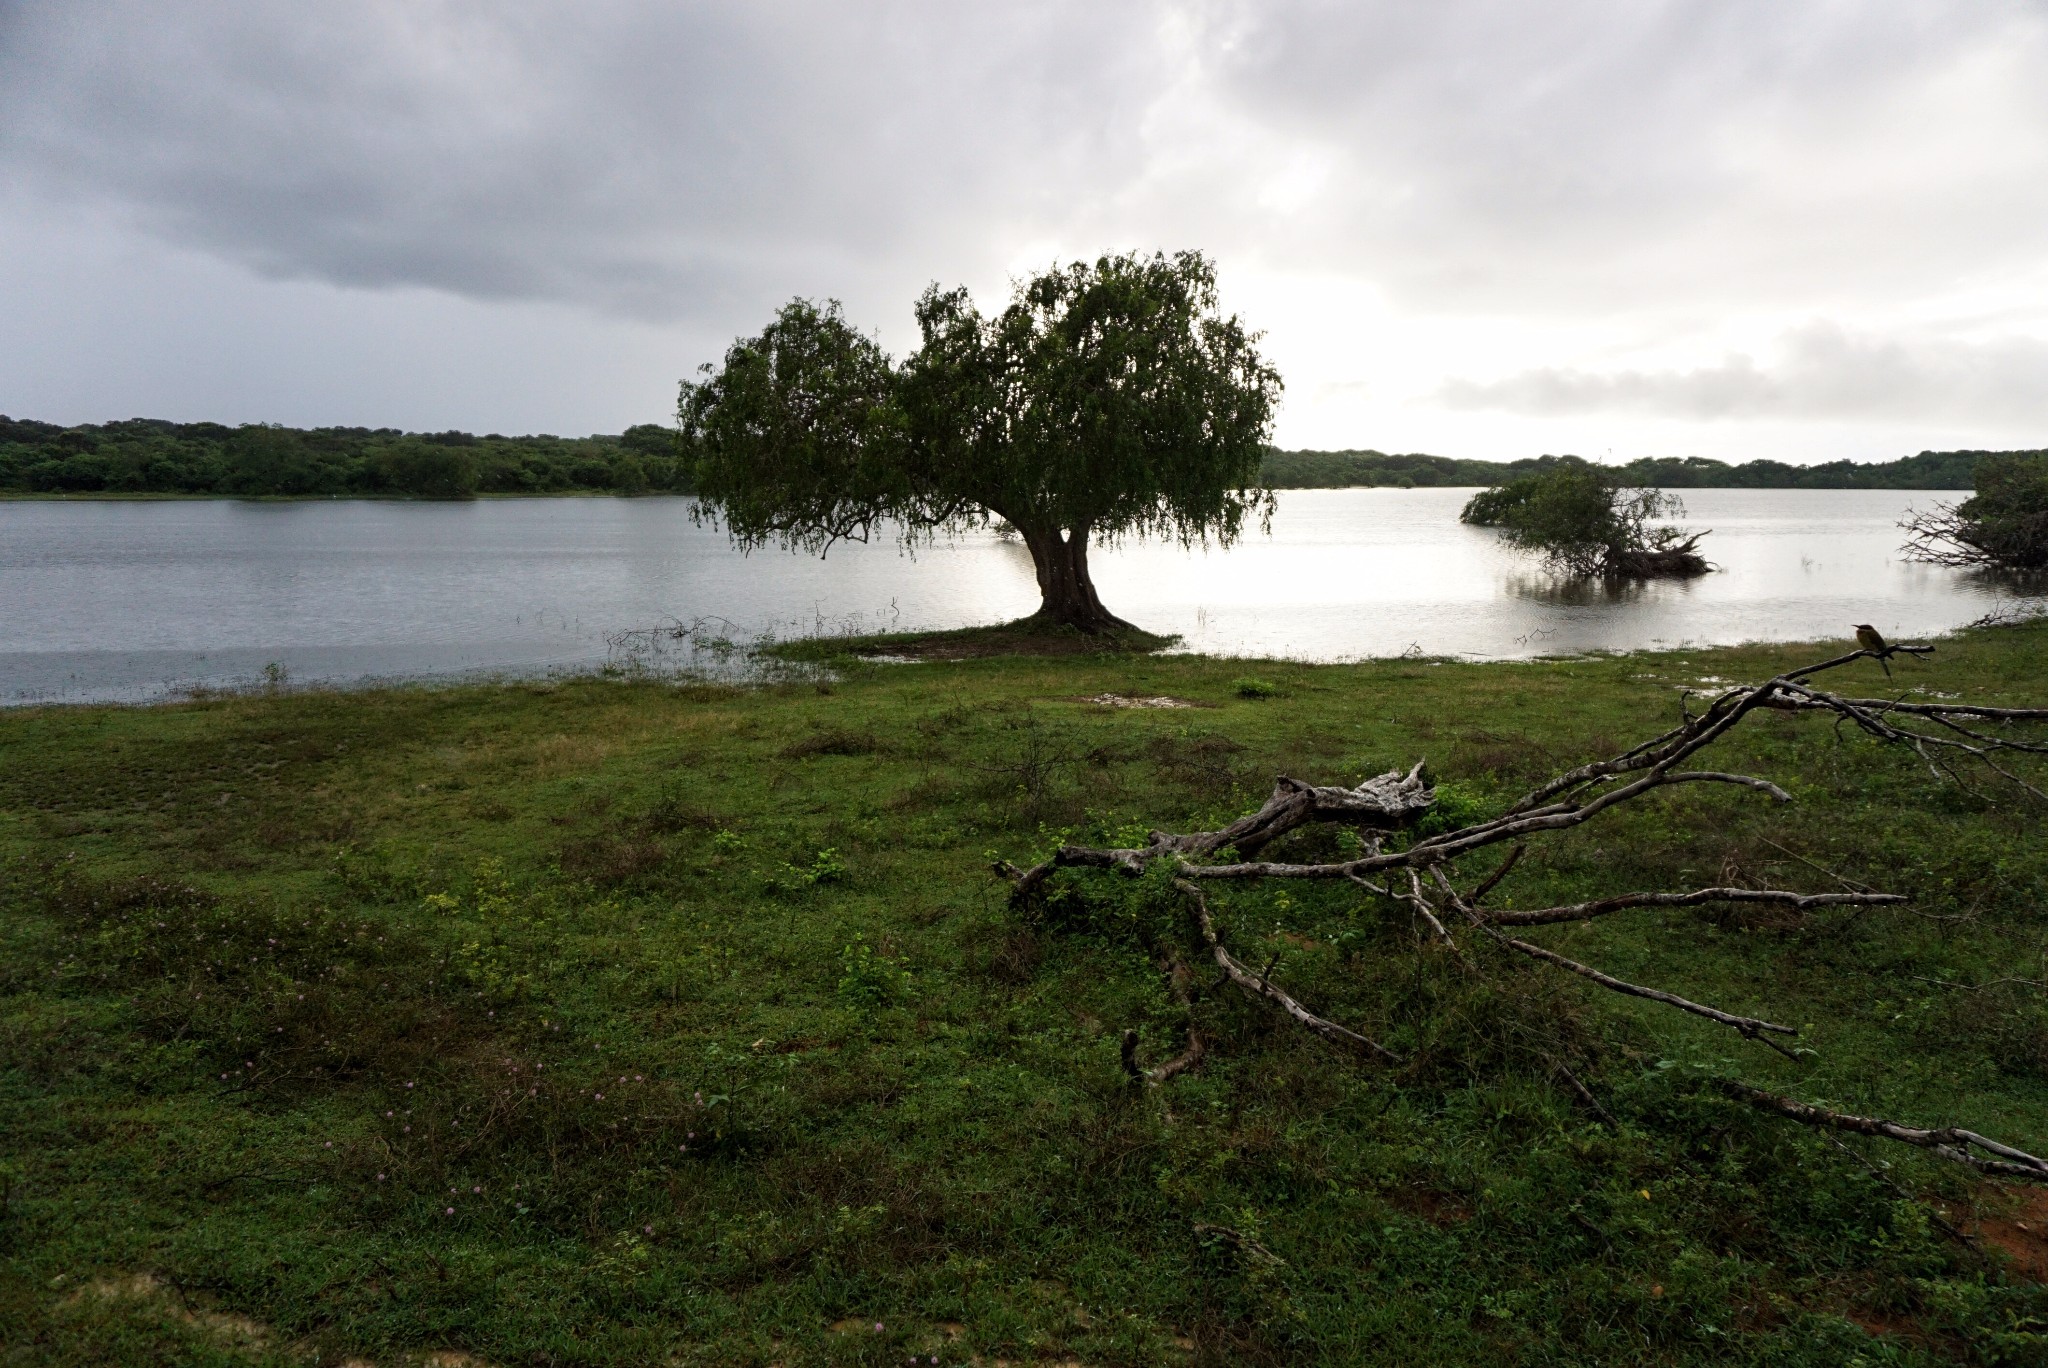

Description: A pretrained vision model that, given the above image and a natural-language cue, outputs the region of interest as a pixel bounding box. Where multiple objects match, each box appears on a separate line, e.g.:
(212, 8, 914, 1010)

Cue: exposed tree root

(1000, 645, 2048, 1181)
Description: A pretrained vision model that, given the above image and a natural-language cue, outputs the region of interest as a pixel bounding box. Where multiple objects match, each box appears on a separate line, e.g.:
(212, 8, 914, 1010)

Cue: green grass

(4, 625, 2048, 1365)
(762, 615, 1178, 662)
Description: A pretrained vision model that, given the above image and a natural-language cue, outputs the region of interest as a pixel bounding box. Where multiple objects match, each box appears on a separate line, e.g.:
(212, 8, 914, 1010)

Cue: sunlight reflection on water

(0, 487, 2035, 703)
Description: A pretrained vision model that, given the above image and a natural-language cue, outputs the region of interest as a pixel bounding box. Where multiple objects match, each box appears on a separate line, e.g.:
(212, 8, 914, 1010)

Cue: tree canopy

(681, 251, 1282, 631)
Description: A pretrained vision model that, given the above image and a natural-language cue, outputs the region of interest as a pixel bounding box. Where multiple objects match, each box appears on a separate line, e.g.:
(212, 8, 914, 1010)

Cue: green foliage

(372, 436, 480, 498)
(1258, 446, 2006, 490)
(1463, 466, 1703, 576)
(679, 298, 914, 554)
(0, 413, 691, 498)
(682, 251, 1282, 627)
(1903, 451, 2048, 571)
(836, 933, 911, 1006)
(773, 846, 847, 891)
(1232, 676, 1280, 699)
(1412, 779, 1499, 838)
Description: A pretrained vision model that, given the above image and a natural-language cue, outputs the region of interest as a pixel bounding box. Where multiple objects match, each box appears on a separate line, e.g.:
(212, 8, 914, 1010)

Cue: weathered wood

(994, 645, 2048, 1188)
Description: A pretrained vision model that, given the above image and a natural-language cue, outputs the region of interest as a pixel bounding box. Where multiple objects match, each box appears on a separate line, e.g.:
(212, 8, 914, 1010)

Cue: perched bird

(1853, 623, 1892, 678)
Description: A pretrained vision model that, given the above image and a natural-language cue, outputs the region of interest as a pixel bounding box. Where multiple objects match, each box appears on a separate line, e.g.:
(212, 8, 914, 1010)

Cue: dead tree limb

(1722, 1082, 2048, 1184)
(1490, 932, 1799, 1050)
(1178, 878, 1399, 1063)
(996, 645, 2048, 1183)
(1484, 887, 1904, 927)
(1554, 1062, 1617, 1129)
(1122, 954, 1206, 1086)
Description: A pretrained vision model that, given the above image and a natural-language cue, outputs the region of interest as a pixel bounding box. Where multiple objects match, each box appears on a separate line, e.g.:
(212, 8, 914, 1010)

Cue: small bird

(1853, 623, 1892, 678)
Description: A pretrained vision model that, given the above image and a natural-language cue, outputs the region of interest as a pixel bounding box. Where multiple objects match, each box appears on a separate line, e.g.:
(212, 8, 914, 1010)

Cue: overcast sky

(3, 0, 2045, 462)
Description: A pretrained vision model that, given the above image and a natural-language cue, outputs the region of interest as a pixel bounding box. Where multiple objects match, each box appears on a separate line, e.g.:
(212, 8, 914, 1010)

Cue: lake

(2, 488, 2034, 704)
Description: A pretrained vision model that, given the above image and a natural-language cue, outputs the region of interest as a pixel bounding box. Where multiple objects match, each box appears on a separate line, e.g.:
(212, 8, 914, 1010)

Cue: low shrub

(1463, 466, 1709, 578)
(1902, 450, 2048, 571)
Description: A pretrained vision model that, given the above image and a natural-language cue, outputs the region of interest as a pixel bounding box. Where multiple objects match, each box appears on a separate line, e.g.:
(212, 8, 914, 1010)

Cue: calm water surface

(1, 488, 2032, 703)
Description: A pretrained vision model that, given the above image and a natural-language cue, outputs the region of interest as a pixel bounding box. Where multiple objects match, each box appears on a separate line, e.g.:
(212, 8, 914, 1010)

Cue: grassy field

(4, 622, 2048, 1366)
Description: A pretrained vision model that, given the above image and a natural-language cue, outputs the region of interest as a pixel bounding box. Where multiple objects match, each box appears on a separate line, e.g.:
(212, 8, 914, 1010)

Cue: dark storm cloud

(0, 2, 1164, 320)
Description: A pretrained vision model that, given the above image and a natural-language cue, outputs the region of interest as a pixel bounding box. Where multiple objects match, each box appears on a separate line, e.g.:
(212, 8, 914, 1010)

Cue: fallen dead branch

(1000, 643, 2048, 1181)
(1722, 1082, 2048, 1183)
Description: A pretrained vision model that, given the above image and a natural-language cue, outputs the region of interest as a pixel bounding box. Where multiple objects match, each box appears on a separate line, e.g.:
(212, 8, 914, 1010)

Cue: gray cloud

(1438, 323, 2048, 424)
(2, 1, 2047, 446)
(1179, 2, 2048, 311)
(0, 2, 1164, 321)
(6, 1, 2046, 322)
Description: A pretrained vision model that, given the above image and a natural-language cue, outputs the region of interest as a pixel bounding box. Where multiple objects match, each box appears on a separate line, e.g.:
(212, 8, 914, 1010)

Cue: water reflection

(0, 487, 2040, 704)
(1503, 574, 1669, 607)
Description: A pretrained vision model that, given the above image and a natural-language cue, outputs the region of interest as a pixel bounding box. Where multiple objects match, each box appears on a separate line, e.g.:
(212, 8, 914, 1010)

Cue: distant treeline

(4, 414, 2030, 498)
(1259, 448, 2015, 490)
(0, 416, 690, 497)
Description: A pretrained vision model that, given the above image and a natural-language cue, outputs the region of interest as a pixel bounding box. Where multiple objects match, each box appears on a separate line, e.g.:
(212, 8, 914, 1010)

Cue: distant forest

(0, 414, 2028, 497)
(1260, 448, 2013, 490)
(0, 416, 690, 497)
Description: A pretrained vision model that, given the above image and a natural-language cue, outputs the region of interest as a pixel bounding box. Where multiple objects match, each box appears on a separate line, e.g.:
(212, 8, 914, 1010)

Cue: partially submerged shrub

(1462, 465, 1709, 578)
(1901, 450, 2048, 572)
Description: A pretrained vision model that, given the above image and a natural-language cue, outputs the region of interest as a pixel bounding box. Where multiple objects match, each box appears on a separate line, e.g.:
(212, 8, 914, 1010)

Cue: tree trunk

(1018, 524, 1135, 632)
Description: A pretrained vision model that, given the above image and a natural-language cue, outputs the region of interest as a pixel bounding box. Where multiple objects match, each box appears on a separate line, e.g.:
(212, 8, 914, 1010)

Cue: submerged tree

(1901, 450, 2048, 572)
(681, 251, 1283, 632)
(1462, 465, 1709, 578)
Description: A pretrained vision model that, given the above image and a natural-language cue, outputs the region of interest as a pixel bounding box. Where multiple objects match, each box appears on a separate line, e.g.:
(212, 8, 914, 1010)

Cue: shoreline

(0, 483, 1978, 503)
(9, 612, 2038, 713)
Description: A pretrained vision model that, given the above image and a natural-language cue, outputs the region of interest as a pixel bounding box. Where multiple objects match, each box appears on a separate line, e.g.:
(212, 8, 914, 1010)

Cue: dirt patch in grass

(61, 1271, 496, 1367)
(1970, 1184, 2048, 1281)
(556, 831, 669, 884)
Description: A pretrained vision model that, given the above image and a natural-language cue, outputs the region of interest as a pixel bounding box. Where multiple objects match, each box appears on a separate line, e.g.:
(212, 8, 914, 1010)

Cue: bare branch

(1555, 1062, 1617, 1129)
(1001, 643, 2047, 1190)
(1755, 836, 1877, 894)
(1484, 887, 1905, 928)
(1491, 932, 1798, 1047)
(1147, 764, 1433, 862)
(1402, 868, 1460, 949)
(1722, 1082, 2048, 1183)
(1178, 878, 1399, 1063)
(1469, 843, 1526, 904)
(1827, 698, 2048, 722)
(1659, 772, 1793, 801)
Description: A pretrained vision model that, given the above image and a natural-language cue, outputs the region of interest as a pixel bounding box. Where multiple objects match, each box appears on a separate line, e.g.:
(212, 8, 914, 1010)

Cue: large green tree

(680, 251, 1282, 631)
